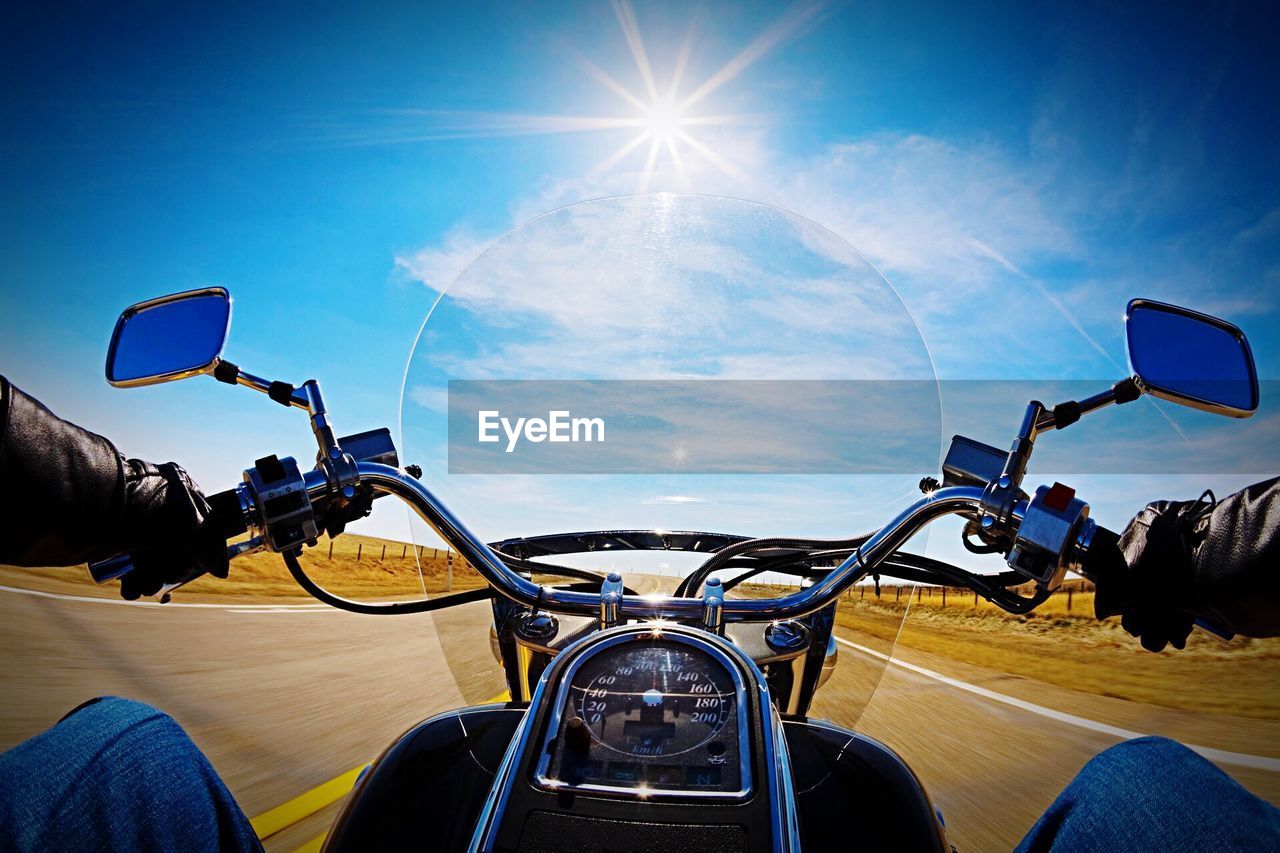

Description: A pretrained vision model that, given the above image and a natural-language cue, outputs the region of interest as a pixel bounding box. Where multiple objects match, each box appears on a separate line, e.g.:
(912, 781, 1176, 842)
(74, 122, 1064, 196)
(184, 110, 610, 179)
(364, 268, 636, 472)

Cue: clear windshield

(401, 194, 940, 722)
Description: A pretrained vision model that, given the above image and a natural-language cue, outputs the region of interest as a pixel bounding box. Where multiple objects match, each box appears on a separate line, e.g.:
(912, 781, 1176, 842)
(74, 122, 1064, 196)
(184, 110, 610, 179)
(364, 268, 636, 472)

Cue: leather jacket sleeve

(1193, 476, 1280, 637)
(0, 375, 131, 565)
(0, 375, 229, 590)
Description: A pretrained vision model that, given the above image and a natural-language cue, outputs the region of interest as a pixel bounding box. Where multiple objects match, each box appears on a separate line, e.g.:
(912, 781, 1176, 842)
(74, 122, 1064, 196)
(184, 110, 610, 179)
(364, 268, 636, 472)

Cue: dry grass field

(842, 594, 1280, 719)
(736, 580, 1280, 719)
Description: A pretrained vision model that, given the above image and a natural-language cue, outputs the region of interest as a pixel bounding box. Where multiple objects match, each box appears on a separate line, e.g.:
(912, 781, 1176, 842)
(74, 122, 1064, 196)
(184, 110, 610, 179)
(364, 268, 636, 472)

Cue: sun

(643, 98, 685, 145)
(573, 1, 826, 188)
(391, 1, 825, 191)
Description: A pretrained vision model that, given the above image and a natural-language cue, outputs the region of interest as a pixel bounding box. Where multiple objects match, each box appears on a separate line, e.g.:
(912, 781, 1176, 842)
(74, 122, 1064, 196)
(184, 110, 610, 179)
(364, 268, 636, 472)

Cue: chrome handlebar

(347, 461, 991, 622)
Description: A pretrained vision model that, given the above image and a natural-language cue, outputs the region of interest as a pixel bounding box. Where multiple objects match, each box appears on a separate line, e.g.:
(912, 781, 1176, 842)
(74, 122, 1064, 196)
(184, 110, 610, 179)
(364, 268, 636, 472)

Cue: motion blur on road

(2, 573, 1276, 851)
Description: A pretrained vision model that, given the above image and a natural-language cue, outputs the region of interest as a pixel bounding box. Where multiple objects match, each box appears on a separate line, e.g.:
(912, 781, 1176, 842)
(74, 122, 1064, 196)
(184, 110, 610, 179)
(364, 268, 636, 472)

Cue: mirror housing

(1125, 298, 1259, 418)
(106, 288, 232, 387)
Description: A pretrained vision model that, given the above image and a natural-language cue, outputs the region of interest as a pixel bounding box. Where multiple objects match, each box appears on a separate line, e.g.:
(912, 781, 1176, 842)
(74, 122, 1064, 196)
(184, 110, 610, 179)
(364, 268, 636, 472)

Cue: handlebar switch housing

(1006, 482, 1090, 591)
(244, 455, 319, 552)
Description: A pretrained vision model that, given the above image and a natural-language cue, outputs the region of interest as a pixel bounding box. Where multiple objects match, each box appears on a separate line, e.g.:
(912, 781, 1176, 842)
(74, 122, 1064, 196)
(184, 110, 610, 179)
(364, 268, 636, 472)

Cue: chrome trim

(702, 576, 724, 632)
(531, 624, 754, 801)
(230, 366, 310, 410)
(348, 462, 988, 622)
(766, 705, 802, 852)
(1124, 297, 1259, 418)
(817, 632, 838, 691)
(599, 572, 623, 628)
(467, 691, 543, 852)
(105, 287, 232, 388)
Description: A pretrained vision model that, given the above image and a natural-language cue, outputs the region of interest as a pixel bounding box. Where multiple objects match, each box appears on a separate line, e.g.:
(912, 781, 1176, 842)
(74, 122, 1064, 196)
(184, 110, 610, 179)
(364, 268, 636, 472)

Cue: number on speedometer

(572, 646, 733, 757)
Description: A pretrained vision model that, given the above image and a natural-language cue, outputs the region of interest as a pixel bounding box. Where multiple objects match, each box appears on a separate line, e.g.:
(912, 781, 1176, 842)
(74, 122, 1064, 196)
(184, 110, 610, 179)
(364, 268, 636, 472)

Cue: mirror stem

(213, 359, 310, 411)
(1034, 378, 1143, 433)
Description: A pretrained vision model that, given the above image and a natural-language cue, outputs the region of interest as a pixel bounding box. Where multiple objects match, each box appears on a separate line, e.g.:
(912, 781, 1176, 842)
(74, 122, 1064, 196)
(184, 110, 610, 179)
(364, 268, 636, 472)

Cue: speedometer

(536, 629, 752, 799)
(572, 646, 733, 757)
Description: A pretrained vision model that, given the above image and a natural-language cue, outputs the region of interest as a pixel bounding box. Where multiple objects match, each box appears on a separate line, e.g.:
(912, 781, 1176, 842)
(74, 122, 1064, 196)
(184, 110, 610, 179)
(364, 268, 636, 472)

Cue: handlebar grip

(87, 553, 135, 583)
(206, 486, 249, 539)
(86, 485, 248, 584)
(1083, 524, 1236, 641)
(1079, 523, 1125, 584)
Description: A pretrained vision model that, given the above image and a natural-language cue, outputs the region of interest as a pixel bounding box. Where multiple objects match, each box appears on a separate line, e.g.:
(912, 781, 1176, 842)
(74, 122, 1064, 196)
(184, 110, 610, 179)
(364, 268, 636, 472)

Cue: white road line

(836, 635, 1280, 773)
(0, 584, 332, 612)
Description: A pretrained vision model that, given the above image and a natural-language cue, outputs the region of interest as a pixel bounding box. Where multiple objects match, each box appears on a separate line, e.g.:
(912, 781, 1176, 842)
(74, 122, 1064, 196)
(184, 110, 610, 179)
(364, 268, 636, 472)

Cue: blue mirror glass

(1125, 300, 1258, 417)
(106, 289, 231, 386)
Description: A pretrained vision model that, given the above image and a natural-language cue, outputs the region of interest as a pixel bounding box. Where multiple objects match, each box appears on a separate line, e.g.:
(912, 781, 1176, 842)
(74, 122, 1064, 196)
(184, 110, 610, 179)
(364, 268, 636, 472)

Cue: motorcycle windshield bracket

(599, 572, 624, 628)
(703, 576, 725, 633)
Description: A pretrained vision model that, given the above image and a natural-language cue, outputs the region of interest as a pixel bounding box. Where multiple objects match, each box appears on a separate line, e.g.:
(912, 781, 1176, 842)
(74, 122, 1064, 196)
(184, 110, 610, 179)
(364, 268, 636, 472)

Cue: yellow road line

(255, 690, 511, 842)
(250, 764, 367, 840)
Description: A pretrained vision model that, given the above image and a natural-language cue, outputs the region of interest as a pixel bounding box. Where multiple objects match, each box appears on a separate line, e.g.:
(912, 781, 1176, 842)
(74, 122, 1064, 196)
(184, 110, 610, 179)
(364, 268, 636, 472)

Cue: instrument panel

(534, 631, 751, 799)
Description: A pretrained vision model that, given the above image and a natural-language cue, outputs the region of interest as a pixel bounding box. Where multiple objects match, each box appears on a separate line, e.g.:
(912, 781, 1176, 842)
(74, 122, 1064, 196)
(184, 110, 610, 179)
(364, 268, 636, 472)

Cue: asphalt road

(1, 585, 1276, 851)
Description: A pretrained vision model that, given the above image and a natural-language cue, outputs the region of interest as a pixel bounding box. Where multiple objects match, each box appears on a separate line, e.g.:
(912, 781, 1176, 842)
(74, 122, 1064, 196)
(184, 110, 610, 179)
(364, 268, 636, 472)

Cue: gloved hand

(1093, 495, 1213, 652)
(117, 460, 229, 600)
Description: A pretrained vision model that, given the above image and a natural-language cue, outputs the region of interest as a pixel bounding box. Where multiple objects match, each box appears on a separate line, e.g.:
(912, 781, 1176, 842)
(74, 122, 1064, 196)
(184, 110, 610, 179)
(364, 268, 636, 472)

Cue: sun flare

(642, 98, 685, 144)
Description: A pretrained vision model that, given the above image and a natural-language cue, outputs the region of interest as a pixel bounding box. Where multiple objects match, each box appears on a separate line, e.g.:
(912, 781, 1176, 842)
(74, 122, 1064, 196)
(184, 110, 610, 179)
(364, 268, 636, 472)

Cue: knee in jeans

(1076, 736, 1203, 789)
(58, 696, 171, 732)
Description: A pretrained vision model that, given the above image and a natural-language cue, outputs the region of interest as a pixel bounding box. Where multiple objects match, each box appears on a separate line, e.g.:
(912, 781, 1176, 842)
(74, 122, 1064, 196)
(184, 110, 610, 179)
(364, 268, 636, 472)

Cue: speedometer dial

(572, 646, 733, 757)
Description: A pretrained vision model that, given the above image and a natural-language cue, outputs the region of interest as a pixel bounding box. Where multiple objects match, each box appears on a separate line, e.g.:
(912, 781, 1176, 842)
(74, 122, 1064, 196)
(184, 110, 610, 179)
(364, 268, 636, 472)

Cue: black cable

(492, 553, 608, 585)
(714, 546, 1050, 614)
(674, 532, 873, 597)
(284, 549, 491, 615)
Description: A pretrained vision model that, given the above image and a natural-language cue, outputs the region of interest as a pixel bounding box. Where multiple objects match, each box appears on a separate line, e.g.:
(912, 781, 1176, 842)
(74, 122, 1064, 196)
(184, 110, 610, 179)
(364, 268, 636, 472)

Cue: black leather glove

(1094, 477, 1280, 650)
(0, 376, 228, 599)
(1093, 498, 1205, 651)
(117, 460, 229, 600)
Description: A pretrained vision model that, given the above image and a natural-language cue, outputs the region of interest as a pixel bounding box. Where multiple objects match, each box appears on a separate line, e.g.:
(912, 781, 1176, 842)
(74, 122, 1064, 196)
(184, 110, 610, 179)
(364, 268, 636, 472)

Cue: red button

(1044, 482, 1076, 512)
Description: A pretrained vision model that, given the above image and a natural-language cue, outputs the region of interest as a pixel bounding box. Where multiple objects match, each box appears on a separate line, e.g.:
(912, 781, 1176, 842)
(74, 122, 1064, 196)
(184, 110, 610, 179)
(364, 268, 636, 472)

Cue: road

(1, 584, 1277, 851)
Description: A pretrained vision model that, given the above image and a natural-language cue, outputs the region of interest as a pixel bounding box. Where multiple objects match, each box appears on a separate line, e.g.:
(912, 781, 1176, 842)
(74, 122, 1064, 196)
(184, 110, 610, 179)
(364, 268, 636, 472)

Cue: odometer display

(572, 646, 733, 757)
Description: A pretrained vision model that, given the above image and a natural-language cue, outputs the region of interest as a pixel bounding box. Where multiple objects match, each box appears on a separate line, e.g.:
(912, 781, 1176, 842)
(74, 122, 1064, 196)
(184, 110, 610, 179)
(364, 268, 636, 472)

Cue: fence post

(942, 587, 947, 607)
(896, 586, 901, 602)
(447, 551, 453, 592)
(860, 585, 865, 600)
(1067, 588, 1073, 612)
(401, 544, 407, 559)
(917, 586, 922, 603)
(328, 542, 333, 559)
(974, 590, 978, 607)
(381, 544, 386, 560)
(356, 543, 362, 561)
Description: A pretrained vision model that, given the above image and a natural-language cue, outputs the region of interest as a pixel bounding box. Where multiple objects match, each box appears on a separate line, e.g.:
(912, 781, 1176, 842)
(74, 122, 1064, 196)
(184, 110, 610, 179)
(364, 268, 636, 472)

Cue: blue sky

(2, 1, 1278, 565)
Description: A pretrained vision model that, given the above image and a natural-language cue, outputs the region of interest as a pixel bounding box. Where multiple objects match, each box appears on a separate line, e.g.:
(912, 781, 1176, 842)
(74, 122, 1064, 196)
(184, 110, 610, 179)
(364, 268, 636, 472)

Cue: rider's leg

(1017, 736, 1280, 852)
(0, 696, 261, 852)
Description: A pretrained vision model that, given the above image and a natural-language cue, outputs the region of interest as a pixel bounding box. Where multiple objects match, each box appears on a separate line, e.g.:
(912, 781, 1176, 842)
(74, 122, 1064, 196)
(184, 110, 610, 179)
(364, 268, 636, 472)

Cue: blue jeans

(1018, 736, 1280, 852)
(0, 697, 260, 852)
(2, 703, 1277, 851)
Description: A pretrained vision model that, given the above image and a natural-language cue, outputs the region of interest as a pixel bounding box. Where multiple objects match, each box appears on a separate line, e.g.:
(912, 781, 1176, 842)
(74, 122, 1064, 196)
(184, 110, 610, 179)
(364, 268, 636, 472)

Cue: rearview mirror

(1125, 299, 1258, 417)
(106, 288, 232, 387)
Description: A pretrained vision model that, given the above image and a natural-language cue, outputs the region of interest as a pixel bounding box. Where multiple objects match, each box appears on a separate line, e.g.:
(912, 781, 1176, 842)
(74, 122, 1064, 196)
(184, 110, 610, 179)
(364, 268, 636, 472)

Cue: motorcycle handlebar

(91, 463, 989, 618)
(351, 462, 991, 622)
(86, 484, 254, 584)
